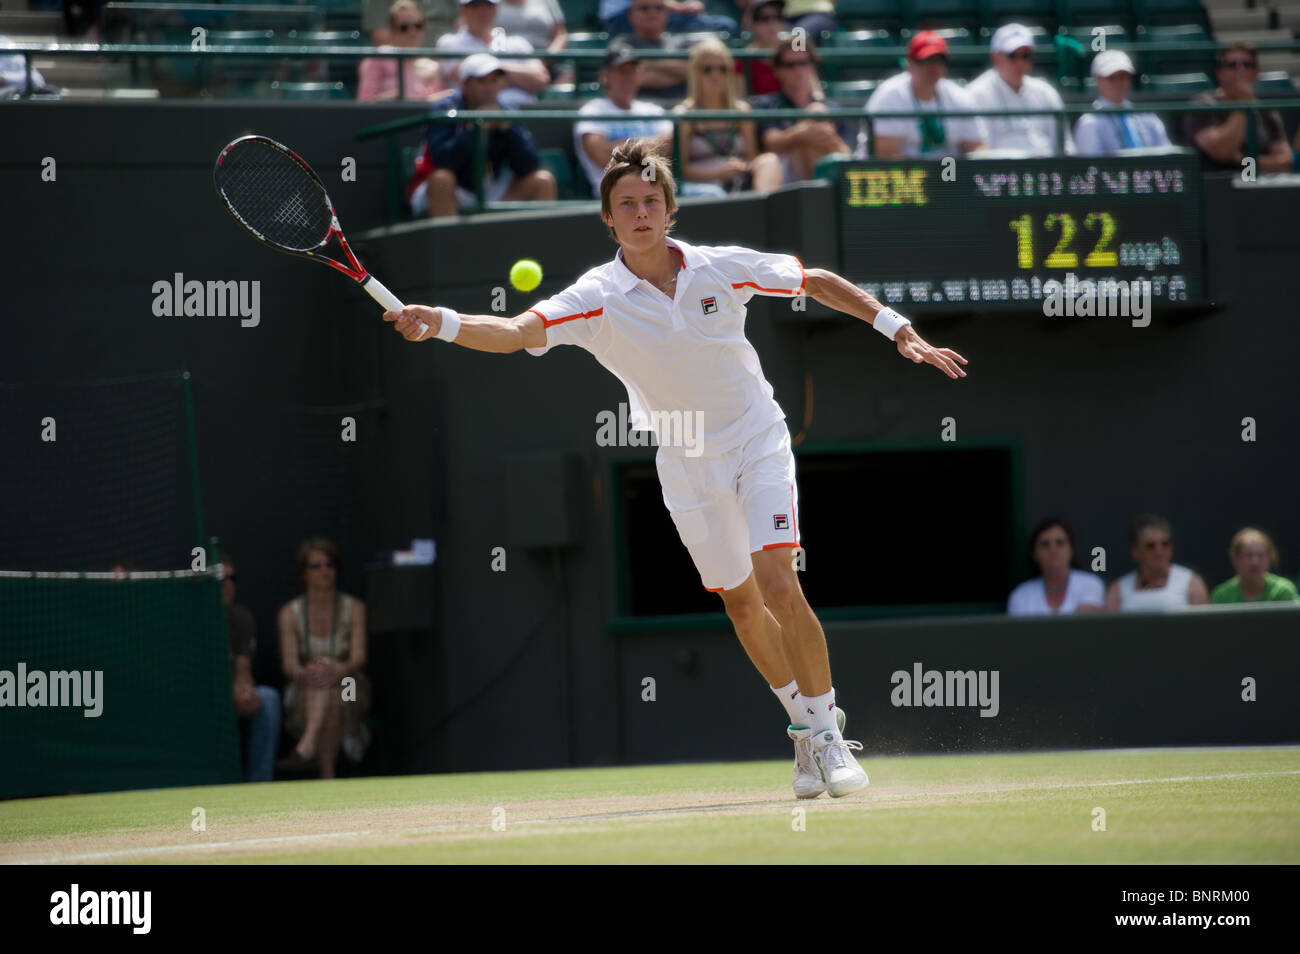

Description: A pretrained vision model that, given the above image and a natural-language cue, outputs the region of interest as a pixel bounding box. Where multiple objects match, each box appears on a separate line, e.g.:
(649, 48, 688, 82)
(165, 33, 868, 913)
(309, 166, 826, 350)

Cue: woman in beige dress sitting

(277, 537, 370, 779)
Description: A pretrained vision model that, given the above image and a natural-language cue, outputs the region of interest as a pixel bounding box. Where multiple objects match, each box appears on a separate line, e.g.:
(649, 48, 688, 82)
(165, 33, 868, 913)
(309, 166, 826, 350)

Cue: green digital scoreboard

(833, 155, 1206, 309)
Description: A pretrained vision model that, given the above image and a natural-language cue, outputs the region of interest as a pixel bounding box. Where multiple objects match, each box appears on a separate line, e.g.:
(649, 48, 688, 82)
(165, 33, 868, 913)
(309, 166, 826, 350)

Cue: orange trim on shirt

(704, 584, 727, 592)
(528, 306, 602, 329)
(732, 258, 806, 296)
(761, 541, 800, 550)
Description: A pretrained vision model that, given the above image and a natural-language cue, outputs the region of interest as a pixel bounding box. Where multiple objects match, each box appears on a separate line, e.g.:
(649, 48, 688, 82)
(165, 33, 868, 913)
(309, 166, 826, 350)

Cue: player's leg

(741, 425, 868, 796)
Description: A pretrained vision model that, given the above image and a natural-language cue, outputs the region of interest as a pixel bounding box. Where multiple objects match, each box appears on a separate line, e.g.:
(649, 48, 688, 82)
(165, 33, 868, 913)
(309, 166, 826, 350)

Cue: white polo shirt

(964, 69, 1075, 155)
(865, 72, 988, 157)
(525, 236, 804, 458)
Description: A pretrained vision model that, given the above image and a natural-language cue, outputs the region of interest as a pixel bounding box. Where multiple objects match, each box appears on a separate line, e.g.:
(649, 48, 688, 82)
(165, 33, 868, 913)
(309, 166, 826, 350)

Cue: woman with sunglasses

(674, 39, 782, 196)
(1105, 514, 1210, 611)
(277, 537, 371, 778)
(357, 0, 447, 102)
(735, 0, 785, 97)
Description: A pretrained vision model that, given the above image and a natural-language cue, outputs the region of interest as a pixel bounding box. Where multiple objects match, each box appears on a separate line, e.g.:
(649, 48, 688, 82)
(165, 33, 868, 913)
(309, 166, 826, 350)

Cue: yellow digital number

(1083, 212, 1119, 267)
(1008, 214, 1033, 269)
(1044, 213, 1079, 268)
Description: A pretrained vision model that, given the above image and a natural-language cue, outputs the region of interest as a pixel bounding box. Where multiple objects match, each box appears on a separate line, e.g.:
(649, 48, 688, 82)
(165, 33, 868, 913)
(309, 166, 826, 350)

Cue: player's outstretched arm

(383, 305, 546, 353)
(805, 267, 969, 380)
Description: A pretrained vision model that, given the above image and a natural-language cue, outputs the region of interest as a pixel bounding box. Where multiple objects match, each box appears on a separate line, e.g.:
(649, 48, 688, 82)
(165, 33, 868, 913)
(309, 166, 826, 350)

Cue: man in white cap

(1073, 50, 1171, 155)
(409, 53, 557, 217)
(965, 23, 1072, 155)
(435, 0, 549, 107)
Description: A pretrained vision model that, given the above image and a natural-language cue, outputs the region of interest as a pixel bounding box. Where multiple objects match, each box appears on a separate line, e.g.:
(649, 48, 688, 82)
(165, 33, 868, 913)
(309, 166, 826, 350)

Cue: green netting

(0, 572, 240, 799)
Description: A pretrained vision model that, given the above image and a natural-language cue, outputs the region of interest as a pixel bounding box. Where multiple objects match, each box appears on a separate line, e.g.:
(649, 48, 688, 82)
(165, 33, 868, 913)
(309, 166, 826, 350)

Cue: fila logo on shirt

(700, 297, 718, 315)
(773, 514, 789, 530)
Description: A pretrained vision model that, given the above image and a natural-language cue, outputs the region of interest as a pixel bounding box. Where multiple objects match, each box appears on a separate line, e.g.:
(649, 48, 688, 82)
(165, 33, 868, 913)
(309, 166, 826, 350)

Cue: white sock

(771, 680, 806, 727)
(798, 688, 837, 736)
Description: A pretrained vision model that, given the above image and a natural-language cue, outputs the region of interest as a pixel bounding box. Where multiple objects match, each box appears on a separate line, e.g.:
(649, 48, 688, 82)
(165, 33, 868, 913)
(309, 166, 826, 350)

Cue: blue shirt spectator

(1074, 51, 1172, 155)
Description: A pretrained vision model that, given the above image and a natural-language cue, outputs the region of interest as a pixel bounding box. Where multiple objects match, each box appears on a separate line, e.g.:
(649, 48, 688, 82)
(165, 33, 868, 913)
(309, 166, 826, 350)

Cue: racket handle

(364, 274, 428, 339)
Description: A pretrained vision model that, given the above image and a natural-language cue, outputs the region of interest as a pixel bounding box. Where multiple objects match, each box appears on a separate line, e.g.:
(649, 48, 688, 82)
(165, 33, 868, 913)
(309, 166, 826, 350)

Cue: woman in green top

(1211, 528, 1300, 603)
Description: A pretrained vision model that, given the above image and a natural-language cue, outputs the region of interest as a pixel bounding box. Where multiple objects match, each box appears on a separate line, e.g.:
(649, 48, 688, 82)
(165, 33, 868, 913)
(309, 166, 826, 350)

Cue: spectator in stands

(600, 0, 736, 39)
(222, 555, 281, 783)
(734, 0, 785, 98)
(750, 36, 851, 183)
(1105, 514, 1210, 611)
(357, 0, 448, 102)
(436, 0, 550, 107)
(365, 0, 458, 45)
(1211, 528, 1300, 603)
(0, 36, 52, 96)
(1073, 51, 1171, 156)
(781, 0, 837, 40)
(277, 537, 371, 779)
(496, 0, 568, 57)
(410, 54, 556, 217)
(1182, 43, 1291, 174)
(965, 23, 1072, 156)
(673, 38, 782, 196)
(610, 0, 691, 100)
(866, 31, 988, 158)
(1007, 518, 1104, 615)
(574, 43, 674, 194)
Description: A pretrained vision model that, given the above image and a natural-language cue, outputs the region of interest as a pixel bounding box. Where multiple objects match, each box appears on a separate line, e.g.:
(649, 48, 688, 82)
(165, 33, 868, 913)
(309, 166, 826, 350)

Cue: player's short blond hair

(599, 138, 677, 243)
(1228, 527, 1277, 567)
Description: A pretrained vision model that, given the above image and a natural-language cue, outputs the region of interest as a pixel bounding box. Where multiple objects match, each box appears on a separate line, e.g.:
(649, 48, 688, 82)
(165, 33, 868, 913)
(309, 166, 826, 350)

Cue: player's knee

(759, 574, 800, 621)
(722, 596, 763, 633)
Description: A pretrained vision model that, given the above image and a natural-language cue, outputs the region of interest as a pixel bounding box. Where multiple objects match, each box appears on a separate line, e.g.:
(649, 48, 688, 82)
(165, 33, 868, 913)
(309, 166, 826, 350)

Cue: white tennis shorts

(655, 420, 801, 592)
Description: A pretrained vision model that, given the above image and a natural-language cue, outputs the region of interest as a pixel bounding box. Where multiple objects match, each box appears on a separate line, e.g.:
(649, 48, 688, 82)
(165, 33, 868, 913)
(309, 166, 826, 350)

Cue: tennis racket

(213, 134, 427, 337)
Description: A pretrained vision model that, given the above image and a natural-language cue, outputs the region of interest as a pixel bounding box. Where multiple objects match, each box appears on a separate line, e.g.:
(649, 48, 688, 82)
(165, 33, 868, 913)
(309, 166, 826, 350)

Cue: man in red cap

(866, 30, 987, 158)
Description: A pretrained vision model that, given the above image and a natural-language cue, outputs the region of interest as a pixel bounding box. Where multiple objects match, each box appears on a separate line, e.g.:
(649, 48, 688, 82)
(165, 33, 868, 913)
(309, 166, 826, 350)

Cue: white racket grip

(364, 275, 428, 339)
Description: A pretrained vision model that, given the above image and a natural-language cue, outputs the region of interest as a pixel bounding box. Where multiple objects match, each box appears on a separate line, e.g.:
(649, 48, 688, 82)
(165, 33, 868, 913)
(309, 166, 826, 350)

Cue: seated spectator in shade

(965, 23, 1073, 156)
(1073, 51, 1171, 155)
(222, 555, 281, 783)
(866, 31, 988, 158)
(495, 0, 568, 56)
(1105, 514, 1210, 611)
(780, 0, 837, 40)
(750, 36, 851, 183)
(1211, 528, 1300, 603)
(357, 0, 447, 102)
(0, 35, 52, 94)
(673, 38, 782, 196)
(600, 0, 736, 40)
(734, 0, 785, 98)
(436, 0, 550, 107)
(574, 43, 674, 195)
(409, 54, 556, 217)
(1182, 42, 1291, 173)
(1007, 518, 1105, 615)
(611, 0, 691, 101)
(277, 538, 371, 779)
(364, 0, 458, 45)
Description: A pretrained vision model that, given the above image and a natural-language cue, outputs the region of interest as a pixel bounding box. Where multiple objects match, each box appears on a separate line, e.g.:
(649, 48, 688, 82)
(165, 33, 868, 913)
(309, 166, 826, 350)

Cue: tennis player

(385, 138, 967, 797)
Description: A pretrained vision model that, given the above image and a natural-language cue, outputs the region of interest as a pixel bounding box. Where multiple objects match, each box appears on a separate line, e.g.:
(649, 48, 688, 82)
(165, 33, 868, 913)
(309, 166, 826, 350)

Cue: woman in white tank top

(1105, 514, 1210, 611)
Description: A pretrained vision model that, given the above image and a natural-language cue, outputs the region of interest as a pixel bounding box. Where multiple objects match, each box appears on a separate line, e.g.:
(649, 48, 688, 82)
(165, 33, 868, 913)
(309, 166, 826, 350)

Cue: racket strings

(217, 141, 334, 251)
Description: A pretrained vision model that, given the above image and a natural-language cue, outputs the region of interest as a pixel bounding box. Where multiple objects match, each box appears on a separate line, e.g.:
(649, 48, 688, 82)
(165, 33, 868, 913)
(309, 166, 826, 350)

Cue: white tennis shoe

(812, 727, 869, 798)
(788, 707, 848, 799)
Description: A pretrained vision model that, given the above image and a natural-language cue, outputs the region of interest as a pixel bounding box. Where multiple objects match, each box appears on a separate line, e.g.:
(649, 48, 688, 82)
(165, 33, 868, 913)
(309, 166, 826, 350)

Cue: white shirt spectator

(0, 35, 47, 91)
(1073, 98, 1172, 155)
(1116, 564, 1195, 611)
(573, 97, 674, 192)
(435, 27, 539, 107)
(494, 0, 565, 52)
(1007, 570, 1105, 615)
(524, 237, 803, 457)
(866, 72, 988, 157)
(965, 68, 1074, 155)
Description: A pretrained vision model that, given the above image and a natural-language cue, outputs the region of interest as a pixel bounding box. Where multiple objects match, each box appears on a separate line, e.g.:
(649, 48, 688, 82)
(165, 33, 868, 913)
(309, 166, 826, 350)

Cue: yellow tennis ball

(510, 259, 542, 292)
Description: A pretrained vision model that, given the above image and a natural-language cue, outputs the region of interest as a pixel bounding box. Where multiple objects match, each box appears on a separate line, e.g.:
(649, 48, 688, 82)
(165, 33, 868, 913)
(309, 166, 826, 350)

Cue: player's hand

(895, 325, 968, 379)
(384, 305, 441, 341)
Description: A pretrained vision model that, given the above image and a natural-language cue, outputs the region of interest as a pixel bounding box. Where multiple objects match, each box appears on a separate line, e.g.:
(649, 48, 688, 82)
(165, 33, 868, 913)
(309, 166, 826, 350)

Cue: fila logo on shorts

(700, 297, 718, 314)
(773, 514, 789, 530)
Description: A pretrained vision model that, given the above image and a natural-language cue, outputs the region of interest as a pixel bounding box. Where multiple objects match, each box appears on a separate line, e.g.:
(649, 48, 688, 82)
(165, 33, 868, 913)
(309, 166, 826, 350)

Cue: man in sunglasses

(1183, 42, 1290, 173)
(966, 23, 1072, 155)
(435, 0, 549, 107)
(610, 0, 691, 98)
(1105, 514, 1209, 611)
(600, 0, 735, 39)
(867, 31, 987, 158)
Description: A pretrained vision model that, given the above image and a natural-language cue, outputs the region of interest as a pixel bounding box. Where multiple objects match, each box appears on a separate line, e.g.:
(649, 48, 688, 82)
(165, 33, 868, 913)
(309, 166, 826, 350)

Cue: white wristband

(435, 307, 461, 342)
(873, 307, 911, 340)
